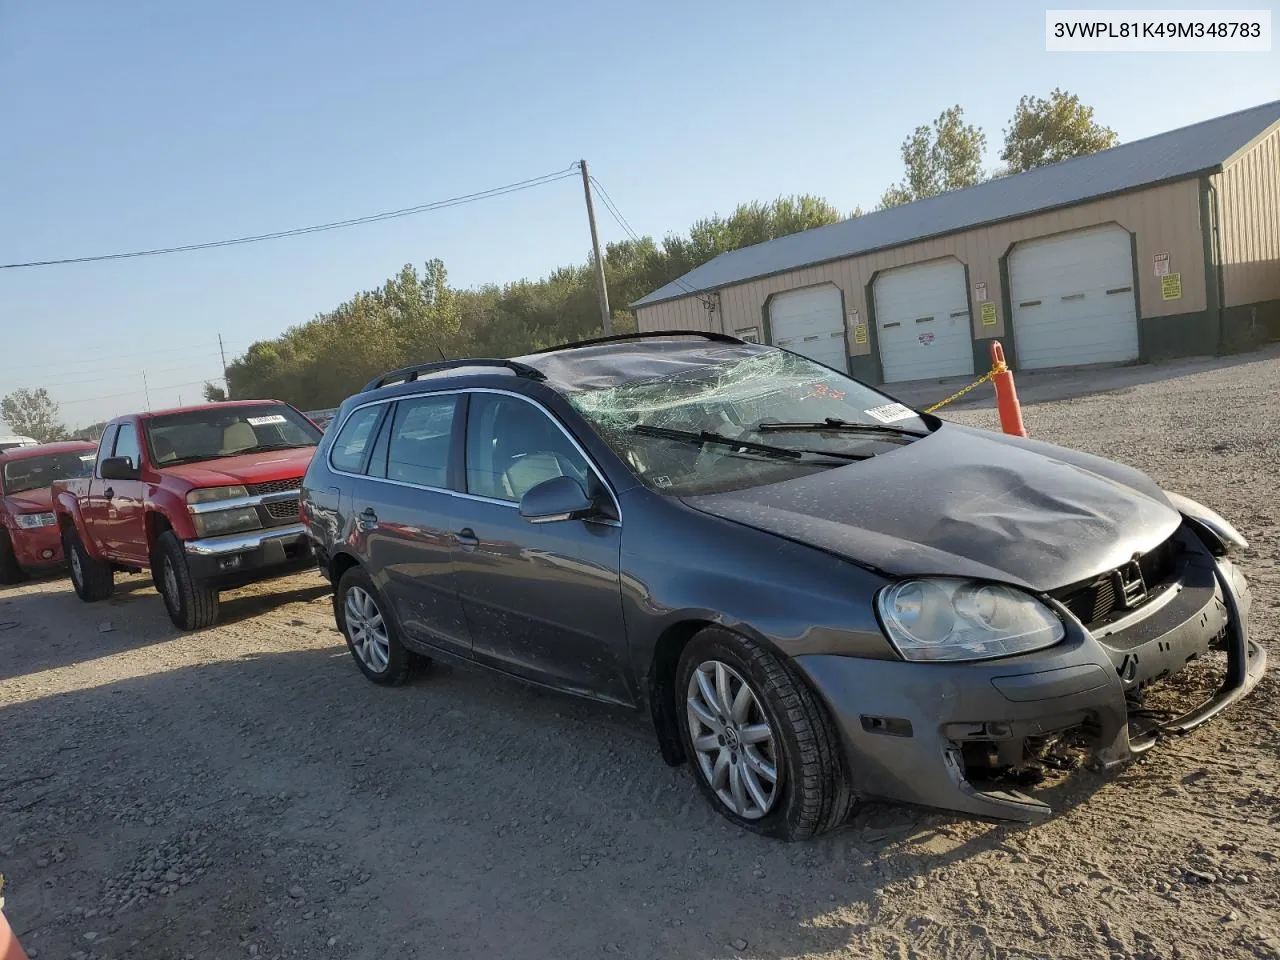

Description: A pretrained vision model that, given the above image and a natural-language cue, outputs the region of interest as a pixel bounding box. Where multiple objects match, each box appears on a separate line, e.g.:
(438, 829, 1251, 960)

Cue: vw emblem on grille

(1114, 560, 1148, 609)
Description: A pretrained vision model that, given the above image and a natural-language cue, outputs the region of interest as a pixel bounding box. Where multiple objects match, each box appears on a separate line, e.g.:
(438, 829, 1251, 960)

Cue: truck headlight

(192, 507, 261, 538)
(876, 579, 1064, 662)
(1163, 491, 1248, 555)
(14, 512, 56, 530)
(187, 485, 249, 505)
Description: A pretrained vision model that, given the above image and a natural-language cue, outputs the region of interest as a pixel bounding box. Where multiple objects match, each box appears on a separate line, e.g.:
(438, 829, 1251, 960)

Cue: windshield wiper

(631, 424, 868, 462)
(753, 417, 928, 438)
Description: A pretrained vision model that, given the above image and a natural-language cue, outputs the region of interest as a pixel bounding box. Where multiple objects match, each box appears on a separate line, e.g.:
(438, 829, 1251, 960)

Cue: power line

(57, 376, 223, 406)
(0, 339, 251, 376)
(1, 166, 580, 270)
(589, 174, 715, 309)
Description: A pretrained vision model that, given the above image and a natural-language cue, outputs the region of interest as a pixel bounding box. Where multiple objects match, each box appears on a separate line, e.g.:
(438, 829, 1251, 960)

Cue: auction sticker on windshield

(247, 415, 288, 426)
(864, 402, 917, 423)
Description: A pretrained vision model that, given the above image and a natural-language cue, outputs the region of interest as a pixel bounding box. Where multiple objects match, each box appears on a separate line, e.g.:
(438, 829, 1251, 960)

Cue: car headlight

(14, 512, 56, 530)
(187, 485, 249, 505)
(192, 507, 261, 538)
(1163, 490, 1248, 555)
(877, 578, 1064, 662)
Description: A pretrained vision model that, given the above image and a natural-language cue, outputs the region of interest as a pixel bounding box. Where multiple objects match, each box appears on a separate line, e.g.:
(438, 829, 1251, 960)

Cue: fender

(53, 489, 107, 561)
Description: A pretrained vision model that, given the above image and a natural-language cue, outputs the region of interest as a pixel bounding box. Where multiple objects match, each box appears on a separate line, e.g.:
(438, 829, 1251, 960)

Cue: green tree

(879, 105, 987, 209)
(202, 382, 228, 402)
(1001, 89, 1118, 173)
(1, 387, 68, 442)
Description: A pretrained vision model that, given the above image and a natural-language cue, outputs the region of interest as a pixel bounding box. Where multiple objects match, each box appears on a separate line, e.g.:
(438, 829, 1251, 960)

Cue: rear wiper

(754, 417, 928, 438)
(631, 424, 868, 462)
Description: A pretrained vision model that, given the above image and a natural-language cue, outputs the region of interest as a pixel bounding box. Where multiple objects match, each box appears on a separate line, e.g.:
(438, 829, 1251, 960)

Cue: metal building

(632, 100, 1280, 385)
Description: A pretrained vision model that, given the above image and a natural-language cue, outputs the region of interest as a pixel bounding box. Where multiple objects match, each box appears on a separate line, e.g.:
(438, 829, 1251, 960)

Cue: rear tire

(155, 531, 219, 630)
(675, 627, 854, 841)
(64, 527, 114, 602)
(334, 566, 424, 686)
(0, 531, 27, 585)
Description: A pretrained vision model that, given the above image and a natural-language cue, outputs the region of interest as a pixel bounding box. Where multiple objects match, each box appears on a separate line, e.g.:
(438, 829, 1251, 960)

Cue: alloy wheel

(686, 660, 780, 819)
(344, 586, 390, 673)
(69, 546, 83, 586)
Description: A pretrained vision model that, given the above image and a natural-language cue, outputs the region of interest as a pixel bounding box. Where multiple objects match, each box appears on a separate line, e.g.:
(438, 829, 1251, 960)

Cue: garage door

(1009, 225, 1139, 370)
(872, 259, 974, 382)
(768, 285, 848, 371)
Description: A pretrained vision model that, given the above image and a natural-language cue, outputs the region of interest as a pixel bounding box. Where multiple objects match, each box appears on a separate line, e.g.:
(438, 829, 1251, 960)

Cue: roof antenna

(436, 344, 448, 361)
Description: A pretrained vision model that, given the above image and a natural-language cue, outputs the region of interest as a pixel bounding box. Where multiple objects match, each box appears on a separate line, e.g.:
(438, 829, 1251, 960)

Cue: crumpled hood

(4, 488, 54, 515)
(683, 423, 1181, 592)
(159, 448, 315, 490)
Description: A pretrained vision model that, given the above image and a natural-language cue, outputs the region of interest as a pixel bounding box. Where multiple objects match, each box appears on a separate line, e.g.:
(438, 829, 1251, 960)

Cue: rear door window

(329, 406, 384, 474)
(386, 395, 458, 488)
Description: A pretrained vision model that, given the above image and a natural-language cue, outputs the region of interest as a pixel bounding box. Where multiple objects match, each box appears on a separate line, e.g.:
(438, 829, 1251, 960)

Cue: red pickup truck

(51, 400, 322, 630)
(1, 440, 99, 583)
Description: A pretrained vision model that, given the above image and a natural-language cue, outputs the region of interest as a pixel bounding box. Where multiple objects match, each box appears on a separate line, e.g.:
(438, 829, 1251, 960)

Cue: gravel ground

(2, 351, 1279, 960)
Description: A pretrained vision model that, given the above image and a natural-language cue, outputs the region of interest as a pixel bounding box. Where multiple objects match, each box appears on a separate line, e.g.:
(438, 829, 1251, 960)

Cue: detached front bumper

(184, 523, 312, 584)
(794, 553, 1265, 822)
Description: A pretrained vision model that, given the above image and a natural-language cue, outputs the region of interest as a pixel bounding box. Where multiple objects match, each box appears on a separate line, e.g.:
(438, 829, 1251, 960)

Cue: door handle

(454, 527, 479, 548)
(104, 487, 114, 500)
(357, 507, 377, 528)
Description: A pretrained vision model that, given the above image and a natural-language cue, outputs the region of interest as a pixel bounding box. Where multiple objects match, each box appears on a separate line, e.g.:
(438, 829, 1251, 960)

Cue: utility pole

(218, 333, 229, 393)
(142, 371, 151, 411)
(579, 160, 612, 336)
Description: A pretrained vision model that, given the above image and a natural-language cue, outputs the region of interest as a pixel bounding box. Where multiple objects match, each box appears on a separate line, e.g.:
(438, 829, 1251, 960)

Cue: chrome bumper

(184, 523, 308, 557)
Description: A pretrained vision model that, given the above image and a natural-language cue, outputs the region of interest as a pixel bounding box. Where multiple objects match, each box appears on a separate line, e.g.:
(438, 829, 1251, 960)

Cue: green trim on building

(1139, 311, 1217, 359)
(848, 354, 879, 384)
(1222, 298, 1280, 352)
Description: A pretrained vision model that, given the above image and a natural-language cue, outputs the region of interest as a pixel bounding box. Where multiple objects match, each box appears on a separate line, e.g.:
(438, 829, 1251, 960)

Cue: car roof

(357, 332, 764, 401)
(0, 440, 98, 462)
(125, 399, 293, 421)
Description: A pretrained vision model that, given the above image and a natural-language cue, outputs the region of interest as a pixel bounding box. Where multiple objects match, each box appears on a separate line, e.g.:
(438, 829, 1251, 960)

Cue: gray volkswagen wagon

(300, 332, 1264, 839)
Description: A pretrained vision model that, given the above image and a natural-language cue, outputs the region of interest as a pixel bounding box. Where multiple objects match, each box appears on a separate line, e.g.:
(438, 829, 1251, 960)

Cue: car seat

(151, 435, 177, 463)
(221, 421, 257, 455)
(490, 402, 582, 501)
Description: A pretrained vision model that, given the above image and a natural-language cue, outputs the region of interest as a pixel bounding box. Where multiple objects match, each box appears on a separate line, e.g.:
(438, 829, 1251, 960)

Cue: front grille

(263, 499, 300, 523)
(249, 477, 303, 496)
(1057, 533, 1181, 628)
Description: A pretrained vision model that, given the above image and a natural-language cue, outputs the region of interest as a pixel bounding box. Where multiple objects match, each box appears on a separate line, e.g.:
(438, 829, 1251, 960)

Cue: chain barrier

(921, 355, 1011, 414)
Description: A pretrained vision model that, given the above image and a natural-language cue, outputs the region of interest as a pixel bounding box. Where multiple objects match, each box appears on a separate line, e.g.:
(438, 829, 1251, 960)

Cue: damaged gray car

(300, 332, 1266, 840)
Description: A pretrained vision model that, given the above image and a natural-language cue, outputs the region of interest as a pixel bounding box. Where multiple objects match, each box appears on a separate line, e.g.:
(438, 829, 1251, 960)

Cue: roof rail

(529, 330, 745, 354)
(362, 359, 546, 392)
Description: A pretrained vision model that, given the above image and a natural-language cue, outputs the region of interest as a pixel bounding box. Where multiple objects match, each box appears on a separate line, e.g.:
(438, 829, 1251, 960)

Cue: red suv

(0, 441, 99, 583)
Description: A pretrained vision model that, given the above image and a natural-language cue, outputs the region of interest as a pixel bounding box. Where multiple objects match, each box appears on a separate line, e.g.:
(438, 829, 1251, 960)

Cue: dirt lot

(3, 351, 1279, 960)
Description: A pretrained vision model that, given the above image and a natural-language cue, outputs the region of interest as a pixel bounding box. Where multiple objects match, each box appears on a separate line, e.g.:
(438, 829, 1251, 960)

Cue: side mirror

(100, 456, 139, 481)
(519, 475, 596, 524)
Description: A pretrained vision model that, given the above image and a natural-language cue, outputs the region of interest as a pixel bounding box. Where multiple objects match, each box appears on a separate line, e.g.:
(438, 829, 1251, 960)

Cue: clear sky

(2, 0, 1277, 430)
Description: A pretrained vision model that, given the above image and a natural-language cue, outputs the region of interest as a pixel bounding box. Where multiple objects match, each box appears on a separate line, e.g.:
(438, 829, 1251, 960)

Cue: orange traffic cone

(990, 341, 1027, 438)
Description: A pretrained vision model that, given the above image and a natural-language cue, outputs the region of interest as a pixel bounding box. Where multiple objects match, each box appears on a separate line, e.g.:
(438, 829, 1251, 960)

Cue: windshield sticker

(653, 475, 673, 488)
(864, 402, 917, 424)
(246, 414, 287, 426)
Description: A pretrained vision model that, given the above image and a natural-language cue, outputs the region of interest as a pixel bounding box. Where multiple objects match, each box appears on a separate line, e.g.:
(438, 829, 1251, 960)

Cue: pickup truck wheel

(155, 531, 219, 631)
(335, 566, 423, 686)
(64, 528, 114, 601)
(0, 531, 27, 585)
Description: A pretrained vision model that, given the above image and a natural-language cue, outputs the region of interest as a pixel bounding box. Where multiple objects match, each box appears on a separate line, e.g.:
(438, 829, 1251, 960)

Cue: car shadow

(0, 638, 1133, 960)
(0, 574, 331, 681)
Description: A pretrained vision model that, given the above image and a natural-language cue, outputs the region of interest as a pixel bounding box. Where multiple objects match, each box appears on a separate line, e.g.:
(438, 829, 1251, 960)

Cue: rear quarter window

(329, 406, 384, 474)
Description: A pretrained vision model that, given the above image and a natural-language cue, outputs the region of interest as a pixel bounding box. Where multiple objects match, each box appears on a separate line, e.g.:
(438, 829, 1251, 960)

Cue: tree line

(2, 91, 1115, 438)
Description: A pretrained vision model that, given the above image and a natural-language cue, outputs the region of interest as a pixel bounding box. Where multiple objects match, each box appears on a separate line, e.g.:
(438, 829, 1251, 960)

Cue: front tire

(675, 627, 854, 841)
(64, 527, 114, 602)
(334, 567, 423, 686)
(155, 531, 219, 630)
(0, 531, 27, 585)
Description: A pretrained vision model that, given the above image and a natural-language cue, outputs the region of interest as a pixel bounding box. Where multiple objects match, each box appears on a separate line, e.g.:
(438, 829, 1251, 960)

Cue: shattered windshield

(566, 349, 930, 496)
